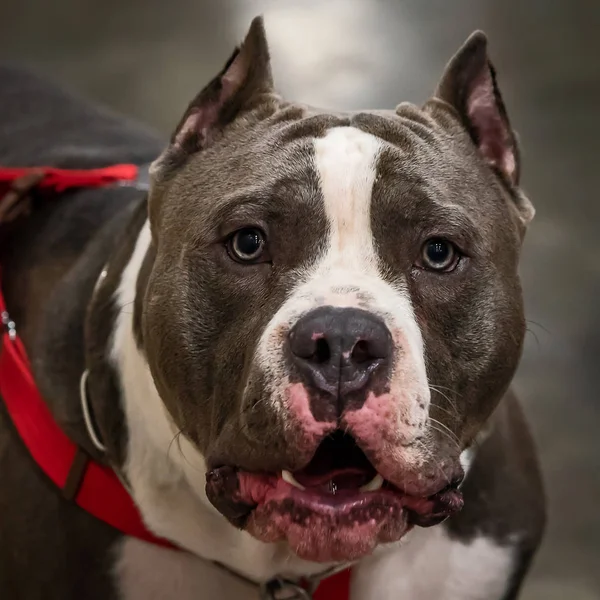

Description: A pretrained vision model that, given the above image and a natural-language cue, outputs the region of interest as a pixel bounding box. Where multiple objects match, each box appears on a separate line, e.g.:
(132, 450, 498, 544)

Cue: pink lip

(205, 429, 463, 562)
(240, 472, 411, 562)
(206, 468, 463, 563)
(237, 470, 461, 515)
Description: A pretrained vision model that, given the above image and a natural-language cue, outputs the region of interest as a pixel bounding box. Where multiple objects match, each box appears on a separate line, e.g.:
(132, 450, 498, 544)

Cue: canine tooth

(281, 470, 305, 490)
(360, 474, 384, 492)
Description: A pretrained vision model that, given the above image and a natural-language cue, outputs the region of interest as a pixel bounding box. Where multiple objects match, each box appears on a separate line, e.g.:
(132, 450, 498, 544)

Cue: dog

(0, 16, 545, 600)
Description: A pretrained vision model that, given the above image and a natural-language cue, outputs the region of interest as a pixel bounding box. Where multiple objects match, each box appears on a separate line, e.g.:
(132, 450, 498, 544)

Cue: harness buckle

(1, 310, 16, 341)
(260, 578, 313, 600)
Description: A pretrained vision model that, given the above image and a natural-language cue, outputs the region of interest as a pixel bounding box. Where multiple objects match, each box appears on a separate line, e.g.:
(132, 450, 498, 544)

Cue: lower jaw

(244, 490, 412, 563)
(207, 469, 463, 563)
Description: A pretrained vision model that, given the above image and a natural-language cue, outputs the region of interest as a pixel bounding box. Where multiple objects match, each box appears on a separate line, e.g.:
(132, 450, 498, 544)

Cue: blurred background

(1, 0, 598, 597)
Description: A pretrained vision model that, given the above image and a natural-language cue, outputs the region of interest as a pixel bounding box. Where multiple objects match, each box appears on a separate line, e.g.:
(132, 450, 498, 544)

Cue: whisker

(428, 418, 461, 449)
(428, 385, 460, 416)
(429, 386, 455, 406)
(526, 327, 541, 351)
(166, 429, 185, 464)
(414, 439, 447, 482)
(526, 319, 551, 336)
(222, 394, 272, 440)
(428, 402, 456, 418)
(175, 431, 207, 475)
(428, 428, 461, 455)
(429, 417, 459, 441)
(427, 383, 455, 394)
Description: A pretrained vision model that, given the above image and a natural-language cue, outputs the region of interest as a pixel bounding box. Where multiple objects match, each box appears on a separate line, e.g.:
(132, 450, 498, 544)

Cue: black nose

(288, 307, 392, 398)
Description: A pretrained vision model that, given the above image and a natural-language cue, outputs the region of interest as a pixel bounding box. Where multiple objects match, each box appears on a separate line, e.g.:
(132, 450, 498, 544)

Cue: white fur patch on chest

(115, 538, 259, 600)
(351, 525, 516, 600)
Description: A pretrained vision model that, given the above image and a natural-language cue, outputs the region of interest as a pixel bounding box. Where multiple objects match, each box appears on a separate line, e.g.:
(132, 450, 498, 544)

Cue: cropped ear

(434, 32, 534, 226)
(165, 16, 273, 160)
(435, 32, 519, 186)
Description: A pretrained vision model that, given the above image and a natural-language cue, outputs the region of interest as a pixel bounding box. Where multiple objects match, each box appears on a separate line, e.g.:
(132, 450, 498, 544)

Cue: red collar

(0, 165, 351, 600)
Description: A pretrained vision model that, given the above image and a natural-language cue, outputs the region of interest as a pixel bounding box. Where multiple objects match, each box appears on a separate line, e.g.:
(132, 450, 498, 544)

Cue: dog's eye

(227, 228, 267, 263)
(418, 238, 460, 272)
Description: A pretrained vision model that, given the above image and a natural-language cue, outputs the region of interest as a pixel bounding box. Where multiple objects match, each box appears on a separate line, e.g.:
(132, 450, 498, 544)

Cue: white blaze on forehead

(255, 124, 426, 359)
(256, 125, 430, 447)
(314, 126, 381, 271)
(309, 125, 423, 358)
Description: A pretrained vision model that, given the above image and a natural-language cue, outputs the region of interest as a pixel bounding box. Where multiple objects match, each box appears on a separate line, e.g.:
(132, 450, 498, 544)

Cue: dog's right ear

(430, 31, 535, 227)
(153, 16, 273, 173)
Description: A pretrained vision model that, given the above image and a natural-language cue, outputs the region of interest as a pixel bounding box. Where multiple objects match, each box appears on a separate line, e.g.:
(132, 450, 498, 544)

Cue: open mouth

(281, 431, 383, 496)
(206, 431, 463, 562)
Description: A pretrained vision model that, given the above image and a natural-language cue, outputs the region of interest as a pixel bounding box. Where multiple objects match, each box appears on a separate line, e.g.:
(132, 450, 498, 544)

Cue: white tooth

(281, 470, 305, 490)
(360, 474, 384, 492)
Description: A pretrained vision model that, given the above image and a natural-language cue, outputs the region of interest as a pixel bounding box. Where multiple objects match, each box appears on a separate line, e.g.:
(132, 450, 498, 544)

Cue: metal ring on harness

(79, 369, 107, 453)
(260, 578, 313, 600)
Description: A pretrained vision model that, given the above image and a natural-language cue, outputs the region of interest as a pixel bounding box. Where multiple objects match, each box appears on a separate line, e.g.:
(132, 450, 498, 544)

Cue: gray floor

(1, 0, 599, 597)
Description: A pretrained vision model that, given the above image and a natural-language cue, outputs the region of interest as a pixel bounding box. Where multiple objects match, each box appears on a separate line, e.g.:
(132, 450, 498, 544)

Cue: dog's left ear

(432, 32, 534, 225)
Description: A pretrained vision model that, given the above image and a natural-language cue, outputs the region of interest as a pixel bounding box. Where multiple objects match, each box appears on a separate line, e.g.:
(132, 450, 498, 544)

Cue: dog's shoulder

(443, 390, 546, 598)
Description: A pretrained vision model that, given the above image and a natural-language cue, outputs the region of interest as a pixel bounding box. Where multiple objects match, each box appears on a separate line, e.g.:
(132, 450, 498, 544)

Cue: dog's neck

(107, 218, 330, 582)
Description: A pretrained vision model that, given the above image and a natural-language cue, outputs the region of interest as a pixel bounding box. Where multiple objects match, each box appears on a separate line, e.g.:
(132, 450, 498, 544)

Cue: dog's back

(0, 67, 164, 600)
(0, 64, 163, 346)
(0, 65, 162, 168)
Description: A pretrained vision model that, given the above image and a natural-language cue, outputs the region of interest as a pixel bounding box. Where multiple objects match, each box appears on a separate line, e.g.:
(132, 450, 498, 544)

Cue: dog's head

(141, 17, 534, 563)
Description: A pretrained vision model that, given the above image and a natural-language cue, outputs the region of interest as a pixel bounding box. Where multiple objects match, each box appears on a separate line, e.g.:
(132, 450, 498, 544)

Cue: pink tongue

(293, 468, 372, 492)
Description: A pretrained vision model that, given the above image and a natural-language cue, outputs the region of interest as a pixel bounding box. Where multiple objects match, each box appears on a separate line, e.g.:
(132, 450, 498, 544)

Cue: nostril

(351, 340, 371, 364)
(313, 338, 331, 364)
(289, 307, 391, 398)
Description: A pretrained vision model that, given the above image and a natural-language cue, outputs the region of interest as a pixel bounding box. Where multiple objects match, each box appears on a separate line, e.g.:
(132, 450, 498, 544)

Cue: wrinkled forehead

(174, 107, 496, 239)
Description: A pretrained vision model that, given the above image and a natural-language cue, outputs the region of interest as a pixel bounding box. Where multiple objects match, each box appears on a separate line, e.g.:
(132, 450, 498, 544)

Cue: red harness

(0, 165, 351, 600)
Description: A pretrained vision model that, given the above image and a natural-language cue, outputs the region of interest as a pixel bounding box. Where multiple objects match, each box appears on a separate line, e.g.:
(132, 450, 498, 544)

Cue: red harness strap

(0, 165, 351, 599)
(0, 277, 172, 547)
(0, 164, 140, 195)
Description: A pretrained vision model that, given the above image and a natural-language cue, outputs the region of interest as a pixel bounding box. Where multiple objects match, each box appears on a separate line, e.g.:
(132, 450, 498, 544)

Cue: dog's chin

(205, 432, 464, 563)
(242, 477, 411, 562)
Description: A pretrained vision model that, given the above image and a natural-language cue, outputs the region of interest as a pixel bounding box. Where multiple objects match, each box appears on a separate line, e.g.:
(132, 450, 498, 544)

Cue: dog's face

(140, 18, 534, 563)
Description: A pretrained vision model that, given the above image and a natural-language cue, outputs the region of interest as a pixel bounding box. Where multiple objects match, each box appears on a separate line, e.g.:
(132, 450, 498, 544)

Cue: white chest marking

(351, 525, 516, 600)
(115, 538, 259, 600)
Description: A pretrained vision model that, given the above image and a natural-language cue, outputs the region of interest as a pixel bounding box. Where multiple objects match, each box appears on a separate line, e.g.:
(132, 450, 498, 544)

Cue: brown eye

(227, 228, 267, 263)
(419, 238, 460, 272)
